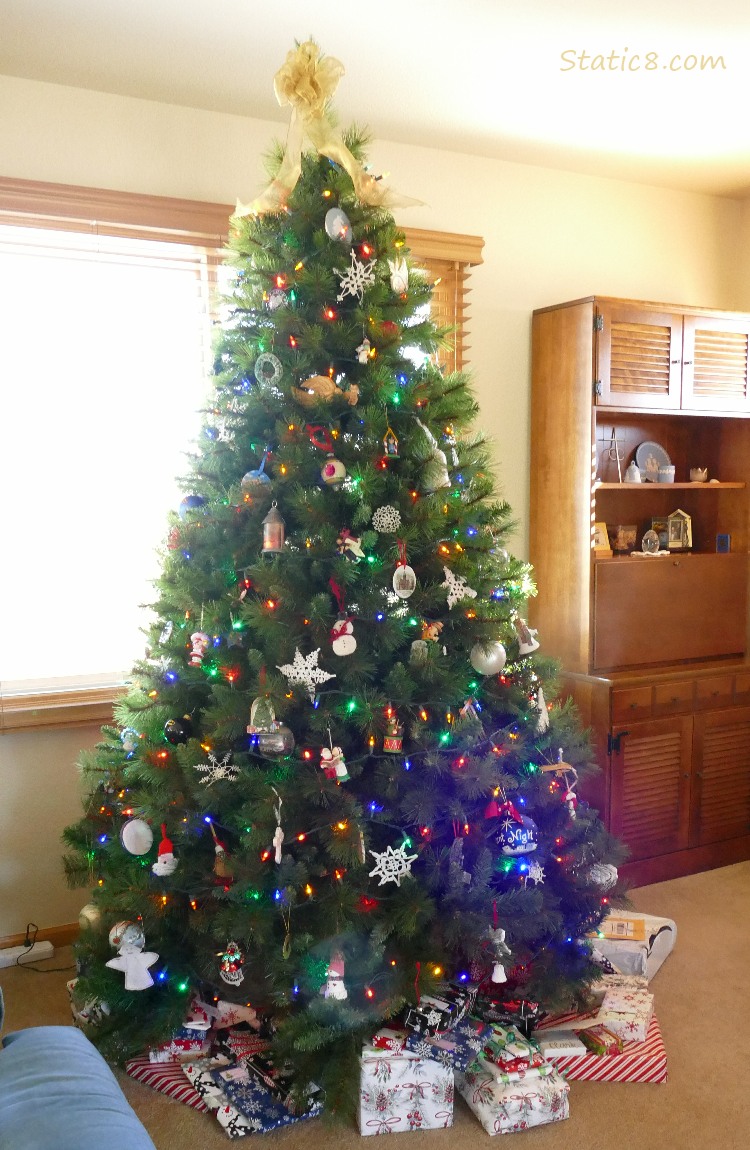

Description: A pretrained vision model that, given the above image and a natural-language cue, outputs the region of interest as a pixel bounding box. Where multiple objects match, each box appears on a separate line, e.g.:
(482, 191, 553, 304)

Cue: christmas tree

(63, 40, 624, 1117)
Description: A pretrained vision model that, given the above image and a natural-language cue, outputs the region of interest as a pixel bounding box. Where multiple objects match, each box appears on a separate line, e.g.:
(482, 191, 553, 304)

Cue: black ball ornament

(164, 715, 193, 745)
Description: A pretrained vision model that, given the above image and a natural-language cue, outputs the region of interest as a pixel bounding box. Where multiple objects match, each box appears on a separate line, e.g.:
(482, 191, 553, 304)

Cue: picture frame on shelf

(593, 521, 612, 556)
(650, 517, 668, 549)
(667, 508, 692, 551)
(716, 533, 731, 553)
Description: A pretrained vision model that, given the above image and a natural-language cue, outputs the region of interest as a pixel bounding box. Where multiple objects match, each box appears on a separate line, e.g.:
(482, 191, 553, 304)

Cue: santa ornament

(188, 631, 210, 667)
(210, 823, 233, 881)
(151, 823, 178, 876)
(321, 732, 349, 781)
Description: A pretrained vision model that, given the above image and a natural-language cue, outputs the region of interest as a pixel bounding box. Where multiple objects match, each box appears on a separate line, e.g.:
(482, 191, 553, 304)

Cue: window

(0, 178, 482, 730)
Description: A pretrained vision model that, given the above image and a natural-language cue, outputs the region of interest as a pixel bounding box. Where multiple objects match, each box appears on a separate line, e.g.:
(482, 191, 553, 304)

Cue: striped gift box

(125, 1055, 209, 1110)
(548, 1017, 667, 1083)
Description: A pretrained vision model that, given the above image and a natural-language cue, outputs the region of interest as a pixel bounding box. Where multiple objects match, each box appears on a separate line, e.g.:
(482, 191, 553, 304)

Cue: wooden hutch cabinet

(529, 296, 750, 884)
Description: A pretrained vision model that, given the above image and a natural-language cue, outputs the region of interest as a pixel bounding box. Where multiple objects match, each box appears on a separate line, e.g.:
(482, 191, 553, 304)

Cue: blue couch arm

(0, 1026, 155, 1150)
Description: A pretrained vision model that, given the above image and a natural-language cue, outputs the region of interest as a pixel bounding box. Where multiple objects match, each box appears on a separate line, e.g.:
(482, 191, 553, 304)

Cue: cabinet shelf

(595, 481, 745, 490)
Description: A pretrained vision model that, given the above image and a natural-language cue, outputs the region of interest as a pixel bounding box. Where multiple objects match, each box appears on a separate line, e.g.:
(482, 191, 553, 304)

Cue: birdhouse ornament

(496, 800, 539, 856)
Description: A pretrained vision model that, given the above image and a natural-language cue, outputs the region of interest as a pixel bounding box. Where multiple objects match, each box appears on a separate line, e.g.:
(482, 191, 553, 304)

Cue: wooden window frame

(0, 177, 483, 732)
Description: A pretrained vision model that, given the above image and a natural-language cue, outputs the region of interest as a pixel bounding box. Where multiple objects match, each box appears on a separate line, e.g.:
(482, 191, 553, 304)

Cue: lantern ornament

(262, 501, 285, 553)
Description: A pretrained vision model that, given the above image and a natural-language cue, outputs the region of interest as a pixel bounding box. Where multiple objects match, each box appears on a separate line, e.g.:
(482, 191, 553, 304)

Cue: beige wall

(0, 73, 744, 936)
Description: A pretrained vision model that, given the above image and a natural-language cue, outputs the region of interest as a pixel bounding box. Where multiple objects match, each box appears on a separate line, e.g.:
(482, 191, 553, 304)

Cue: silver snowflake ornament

(527, 861, 546, 885)
(368, 842, 418, 887)
(441, 565, 478, 610)
(277, 647, 336, 702)
(372, 505, 401, 533)
(335, 249, 377, 303)
(193, 752, 239, 786)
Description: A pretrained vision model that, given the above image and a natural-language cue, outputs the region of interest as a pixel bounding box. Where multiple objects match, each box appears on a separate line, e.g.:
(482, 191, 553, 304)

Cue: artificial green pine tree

(63, 41, 624, 1118)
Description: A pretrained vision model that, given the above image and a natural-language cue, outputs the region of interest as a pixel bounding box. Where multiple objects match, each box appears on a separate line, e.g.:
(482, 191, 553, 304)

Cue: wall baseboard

(0, 922, 79, 950)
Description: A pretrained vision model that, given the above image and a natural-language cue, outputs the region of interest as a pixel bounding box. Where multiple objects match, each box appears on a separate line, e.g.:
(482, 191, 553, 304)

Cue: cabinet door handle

(683, 359, 693, 365)
(695, 771, 704, 778)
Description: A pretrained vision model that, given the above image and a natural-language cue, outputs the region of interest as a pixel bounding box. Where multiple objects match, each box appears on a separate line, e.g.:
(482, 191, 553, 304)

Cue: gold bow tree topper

(235, 40, 422, 216)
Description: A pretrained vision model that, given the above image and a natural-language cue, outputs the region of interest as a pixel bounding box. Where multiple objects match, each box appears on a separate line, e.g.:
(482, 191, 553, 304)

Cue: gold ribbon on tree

(234, 40, 422, 217)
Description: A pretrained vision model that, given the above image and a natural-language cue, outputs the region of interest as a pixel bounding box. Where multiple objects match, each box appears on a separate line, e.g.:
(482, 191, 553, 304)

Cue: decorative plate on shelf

(635, 441, 671, 482)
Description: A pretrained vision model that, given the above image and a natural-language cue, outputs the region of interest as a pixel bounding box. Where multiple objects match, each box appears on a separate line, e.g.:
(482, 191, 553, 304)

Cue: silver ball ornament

(588, 863, 619, 891)
(470, 641, 507, 675)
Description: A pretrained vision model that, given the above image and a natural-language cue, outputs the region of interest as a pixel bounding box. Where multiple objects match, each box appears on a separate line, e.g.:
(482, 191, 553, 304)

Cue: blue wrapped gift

(211, 1065, 322, 1133)
(404, 1016, 490, 1071)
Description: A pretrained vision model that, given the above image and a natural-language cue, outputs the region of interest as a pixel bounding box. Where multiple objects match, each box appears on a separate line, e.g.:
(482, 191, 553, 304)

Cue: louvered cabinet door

(691, 707, 750, 845)
(596, 303, 682, 409)
(609, 717, 692, 861)
(681, 315, 750, 412)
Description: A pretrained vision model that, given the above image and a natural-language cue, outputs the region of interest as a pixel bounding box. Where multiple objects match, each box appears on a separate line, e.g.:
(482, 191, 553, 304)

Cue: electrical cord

(16, 922, 75, 973)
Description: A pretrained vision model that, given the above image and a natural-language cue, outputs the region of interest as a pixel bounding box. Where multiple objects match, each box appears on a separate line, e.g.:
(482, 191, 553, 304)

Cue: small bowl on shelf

(689, 467, 708, 483)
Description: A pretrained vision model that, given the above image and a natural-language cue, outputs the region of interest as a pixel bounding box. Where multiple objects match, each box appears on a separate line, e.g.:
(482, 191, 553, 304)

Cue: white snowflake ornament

(368, 842, 418, 887)
(277, 647, 336, 702)
(372, 505, 401, 533)
(441, 565, 478, 609)
(335, 249, 377, 302)
(193, 752, 239, 786)
(527, 860, 546, 885)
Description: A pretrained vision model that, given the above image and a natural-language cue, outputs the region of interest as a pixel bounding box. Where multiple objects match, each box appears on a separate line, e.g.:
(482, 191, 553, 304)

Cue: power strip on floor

(0, 941, 55, 968)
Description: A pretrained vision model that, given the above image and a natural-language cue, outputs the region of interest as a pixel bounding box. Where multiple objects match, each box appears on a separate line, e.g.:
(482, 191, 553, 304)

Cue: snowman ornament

(331, 616, 357, 656)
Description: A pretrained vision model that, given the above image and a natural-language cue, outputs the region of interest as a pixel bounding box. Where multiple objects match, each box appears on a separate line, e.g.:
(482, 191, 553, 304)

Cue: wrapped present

(591, 912, 677, 980)
(474, 997, 543, 1039)
(359, 1044, 454, 1134)
(549, 1017, 667, 1083)
(125, 1055, 208, 1111)
(481, 1025, 547, 1079)
(244, 1052, 322, 1113)
(457, 1056, 569, 1135)
(403, 983, 476, 1036)
(597, 978, 653, 1043)
(372, 1028, 409, 1052)
(576, 1025, 623, 1056)
(404, 1015, 489, 1072)
(182, 1058, 256, 1138)
(212, 1064, 323, 1132)
(148, 1026, 213, 1063)
(536, 1030, 588, 1059)
(214, 1026, 271, 1062)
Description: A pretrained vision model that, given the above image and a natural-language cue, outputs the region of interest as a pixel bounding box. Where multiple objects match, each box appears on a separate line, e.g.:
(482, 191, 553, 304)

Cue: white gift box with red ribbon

(359, 1044, 454, 1135)
(456, 1055, 570, 1135)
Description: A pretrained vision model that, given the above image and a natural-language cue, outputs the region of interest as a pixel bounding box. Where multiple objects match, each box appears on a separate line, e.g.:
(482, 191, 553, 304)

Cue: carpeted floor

(2, 862, 749, 1148)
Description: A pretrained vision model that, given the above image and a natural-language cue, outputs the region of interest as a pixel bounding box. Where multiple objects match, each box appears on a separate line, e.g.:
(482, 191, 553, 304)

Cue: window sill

(0, 685, 124, 733)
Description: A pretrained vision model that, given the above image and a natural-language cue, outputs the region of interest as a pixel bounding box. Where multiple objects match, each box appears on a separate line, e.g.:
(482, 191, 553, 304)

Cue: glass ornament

(256, 724, 296, 758)
(108, 920, 145, 950)
(119, 818, 154, 855)
(470, 641, 507, 675)
(324, 207, 352, 242)
(321, 454, 347, 485)
(164, 715, 193, 744)
(248, 695, 276, 732)
(178, 494, 206, 520)
(393, 564, 417, 599)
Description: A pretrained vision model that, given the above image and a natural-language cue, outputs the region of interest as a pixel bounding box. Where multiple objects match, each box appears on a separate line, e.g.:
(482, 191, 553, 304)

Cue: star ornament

(441, 565, 478, 610)
(368, 842, 418, 887)
(277, 647, 336, 702)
